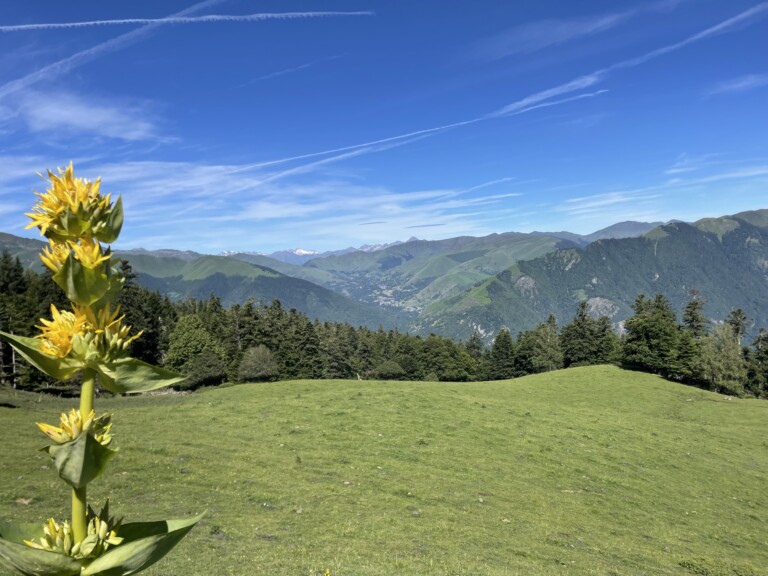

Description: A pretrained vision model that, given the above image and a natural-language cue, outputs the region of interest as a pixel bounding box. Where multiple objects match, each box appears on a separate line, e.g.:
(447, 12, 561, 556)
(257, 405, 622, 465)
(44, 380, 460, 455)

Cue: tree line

(1, 253, 766, 397)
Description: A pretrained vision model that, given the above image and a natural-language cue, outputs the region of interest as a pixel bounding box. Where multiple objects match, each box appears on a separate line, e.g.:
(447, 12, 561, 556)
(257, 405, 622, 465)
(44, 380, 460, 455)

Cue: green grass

(1, 366, 767, 575)
(693, 218, 740, 241)
(180, 256, 280, 281)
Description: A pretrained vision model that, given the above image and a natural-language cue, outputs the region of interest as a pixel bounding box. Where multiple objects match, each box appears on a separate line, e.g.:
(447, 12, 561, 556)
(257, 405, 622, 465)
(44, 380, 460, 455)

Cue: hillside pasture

(1, 366, 766, 575)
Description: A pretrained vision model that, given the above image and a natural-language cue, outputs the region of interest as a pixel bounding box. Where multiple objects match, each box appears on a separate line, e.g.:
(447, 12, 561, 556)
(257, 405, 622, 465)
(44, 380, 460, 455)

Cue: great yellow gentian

(79, 304, 142, 358)
(39, 239, 70, 273)
(36, 409, 113, 447)
(35, 305, 89, 358)
(25, 162, 114, 241)
(70, 236, 111, 269)
(26, 164, 107, 230)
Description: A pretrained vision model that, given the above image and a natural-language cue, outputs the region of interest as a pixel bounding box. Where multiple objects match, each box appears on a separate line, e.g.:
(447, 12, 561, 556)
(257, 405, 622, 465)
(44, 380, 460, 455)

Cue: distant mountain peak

(219, 250, 264, 257)
(118, 247, 203, 261)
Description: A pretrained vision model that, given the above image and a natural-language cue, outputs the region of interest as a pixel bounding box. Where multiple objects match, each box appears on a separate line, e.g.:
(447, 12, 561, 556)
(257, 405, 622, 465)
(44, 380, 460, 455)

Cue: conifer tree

(622, 294, 682, 377)
(694, 324, 747, 395)
(560, 301, 594, 367)
(746, 329, 768, 397)
(682, 289, 708, 339)
(489, 328, 515, 380)
(515, 315, 563, 375)
(164, 315, 227, 389)
(726, 308, 750, 344)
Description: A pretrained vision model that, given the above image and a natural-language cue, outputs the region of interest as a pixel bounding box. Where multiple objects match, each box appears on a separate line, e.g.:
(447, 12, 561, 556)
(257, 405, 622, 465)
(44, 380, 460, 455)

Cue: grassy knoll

(1, 366, 766, 575)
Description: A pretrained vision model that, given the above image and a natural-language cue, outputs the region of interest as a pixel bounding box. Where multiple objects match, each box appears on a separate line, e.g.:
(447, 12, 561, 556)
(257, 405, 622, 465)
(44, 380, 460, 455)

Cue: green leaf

(54, 254, 111, 307)
(96, 196, 124, 244)
(44, 433, 117, 489)
(0, 521, 81, 576)
(0, 331, 80, 381)
(80, 513, 204, 576)
(97, 358, 187, 394)
(62, 208, 87, 239)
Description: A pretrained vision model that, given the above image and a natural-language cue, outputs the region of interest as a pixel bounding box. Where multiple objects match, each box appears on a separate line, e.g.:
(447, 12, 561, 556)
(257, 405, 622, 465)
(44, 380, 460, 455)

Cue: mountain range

(217, 237, 414, 265)
(2, 213, 766, 341)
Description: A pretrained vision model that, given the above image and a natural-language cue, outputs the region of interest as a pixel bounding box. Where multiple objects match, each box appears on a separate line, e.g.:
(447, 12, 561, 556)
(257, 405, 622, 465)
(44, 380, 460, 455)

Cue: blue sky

(0, 0, 766, 254)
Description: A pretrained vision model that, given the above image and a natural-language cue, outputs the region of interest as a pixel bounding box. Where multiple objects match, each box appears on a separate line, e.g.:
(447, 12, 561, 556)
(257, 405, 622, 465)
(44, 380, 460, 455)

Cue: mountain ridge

(2, 211, 766, 338)
(418, 210, 768, 340)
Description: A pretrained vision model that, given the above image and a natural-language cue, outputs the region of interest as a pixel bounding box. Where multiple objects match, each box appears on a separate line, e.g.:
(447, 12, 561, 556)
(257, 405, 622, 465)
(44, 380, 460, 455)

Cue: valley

(2, 211, 767, 340)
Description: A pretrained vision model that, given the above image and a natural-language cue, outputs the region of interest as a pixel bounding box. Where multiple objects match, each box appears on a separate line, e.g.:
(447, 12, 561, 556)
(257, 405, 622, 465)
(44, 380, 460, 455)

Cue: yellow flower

(78, 508, 123, 559)
(36, 305, 89, 358)
(40, 236, 110, 273)
(23, 508, 123, 559)
(24, 518, 74, 555)
(36, 409, 113, 446)
(70, 236, 110, 269)
(39, 239, 71, 273)
(80, 304, 142, 357)
(25, 162, 115, 241)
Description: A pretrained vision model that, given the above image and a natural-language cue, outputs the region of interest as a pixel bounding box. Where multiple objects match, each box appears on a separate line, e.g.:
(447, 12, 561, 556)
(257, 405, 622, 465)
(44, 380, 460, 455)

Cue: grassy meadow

(1, 366, 766, 575)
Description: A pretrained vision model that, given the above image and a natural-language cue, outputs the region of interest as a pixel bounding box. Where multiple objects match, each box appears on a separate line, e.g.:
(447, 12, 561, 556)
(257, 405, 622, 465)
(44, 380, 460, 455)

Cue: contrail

(0, 0, 225, 100)
(487, 74, 605, 117)
(250, 53, 346, 84)
(604, 1, 768, 73)
(0, 3, 371, 100)
(226, 90, 610, 176)
(0, 12, 374, 33)
(225, 117, 485, 174)
(231, 2, 767, 176)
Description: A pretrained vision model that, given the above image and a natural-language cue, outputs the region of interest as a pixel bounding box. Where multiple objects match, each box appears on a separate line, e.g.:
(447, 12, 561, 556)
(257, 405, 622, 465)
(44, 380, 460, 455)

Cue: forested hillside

(1, 210, 766, 341)
(421, 212, 768, 340)
(1, 253, 766, 398)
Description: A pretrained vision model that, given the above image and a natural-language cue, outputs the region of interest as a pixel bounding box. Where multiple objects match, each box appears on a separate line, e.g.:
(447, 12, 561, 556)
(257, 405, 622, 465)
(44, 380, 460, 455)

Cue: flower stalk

(72, 368, 96, 543)
(0, 164, 200, 576)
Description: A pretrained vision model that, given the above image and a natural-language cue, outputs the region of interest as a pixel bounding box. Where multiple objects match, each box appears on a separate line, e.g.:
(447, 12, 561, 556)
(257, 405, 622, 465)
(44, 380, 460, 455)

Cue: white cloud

(664, 153, 724, 175)
(15, 91, 163, 142)
(558, 191, 659, 215)
(0, 155, 50, 189)
(689, 165, 768, 184)
(706, 73, 768, 96)
(53, 157, 518, 251)
(470, 0, 694, 61)
(473, 12, 631, 60)
(549, 160, 768, 233)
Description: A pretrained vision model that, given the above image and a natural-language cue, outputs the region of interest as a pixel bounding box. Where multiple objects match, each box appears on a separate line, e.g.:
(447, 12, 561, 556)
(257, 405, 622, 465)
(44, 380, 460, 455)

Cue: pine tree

(418, 335, 470, 382)
(116, 260, 174, 366)
(726, 308, 750, 344)
(515, 315, 563, 375)
(561, 302, 600, 367)
(593, 316, 621, 365)
(293, 318, 324, 379)
(394, 335, 422, 380)
(682, 289, 708, 339)
(694, 324, 747, 395)
(464, 331, 487, 380)
(164, 315, 227, 389)
(0, 253, 33, 387)
(489, 328, 515, 380)
(557, 304, 619, 371)
(746, 329, 768, 397)
(622, 294, 682, 377)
